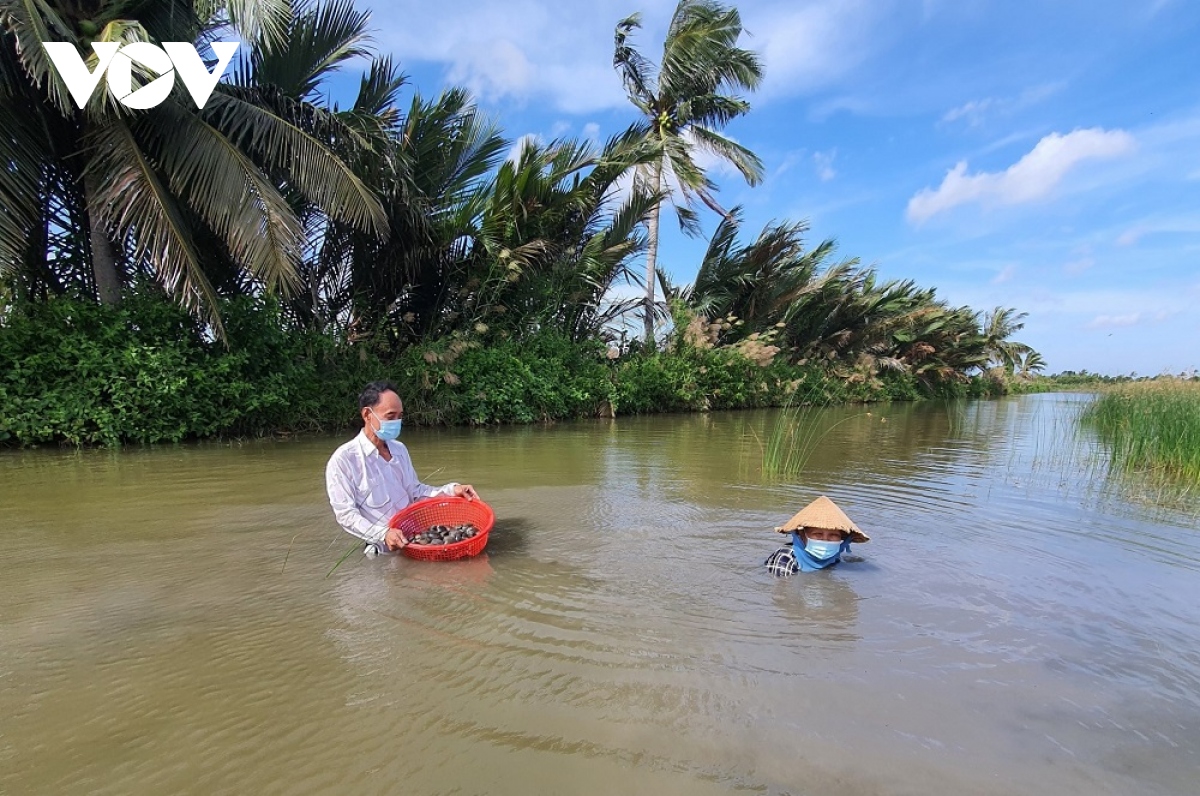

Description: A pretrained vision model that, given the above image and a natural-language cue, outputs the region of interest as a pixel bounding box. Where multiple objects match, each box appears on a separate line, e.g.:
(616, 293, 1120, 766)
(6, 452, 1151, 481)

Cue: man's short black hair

(358, 380, 399, 410)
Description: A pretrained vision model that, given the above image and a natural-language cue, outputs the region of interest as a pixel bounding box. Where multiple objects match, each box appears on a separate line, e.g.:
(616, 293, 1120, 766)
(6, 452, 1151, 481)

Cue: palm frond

(689, 124, 763, 185)
(613, 13, 656, 108)
(0, 33, 49, 272)
(351, 54, 406, 118)
(212, 0, 291, 52)
(138, 102, 303, 294)
(204, 89, 387, 236)
(84, 119, 224, 334)
(250, 0, 372, 99)
(1, 0, 77, 114)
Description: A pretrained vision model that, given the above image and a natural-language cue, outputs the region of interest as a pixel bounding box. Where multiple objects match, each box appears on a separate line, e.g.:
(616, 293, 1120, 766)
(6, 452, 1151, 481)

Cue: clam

(407, 521, 483, 550)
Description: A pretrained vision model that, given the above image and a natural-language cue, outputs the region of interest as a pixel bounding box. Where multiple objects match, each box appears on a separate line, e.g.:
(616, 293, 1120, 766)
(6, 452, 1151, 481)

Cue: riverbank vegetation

(1081, 378, 1200, 483)
(0, 292, 993, 445)
(1, 0, 1039, 446)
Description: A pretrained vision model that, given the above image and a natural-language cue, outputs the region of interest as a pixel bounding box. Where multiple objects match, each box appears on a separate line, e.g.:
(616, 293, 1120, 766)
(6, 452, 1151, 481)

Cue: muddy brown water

(2, 394, 1198, 795)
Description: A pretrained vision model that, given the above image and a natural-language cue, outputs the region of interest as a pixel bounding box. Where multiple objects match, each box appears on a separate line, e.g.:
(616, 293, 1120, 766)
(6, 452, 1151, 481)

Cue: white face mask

(370, 410, 402, 441)
(804, 537, 842, 560)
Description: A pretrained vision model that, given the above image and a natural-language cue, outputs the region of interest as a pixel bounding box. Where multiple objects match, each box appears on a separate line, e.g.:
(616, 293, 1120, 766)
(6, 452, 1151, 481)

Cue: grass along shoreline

(1081, 379, 1200, 483)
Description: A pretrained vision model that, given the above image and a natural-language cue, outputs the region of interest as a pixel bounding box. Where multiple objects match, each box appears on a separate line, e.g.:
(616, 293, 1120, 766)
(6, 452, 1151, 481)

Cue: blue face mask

(803, 537, 842, 560)
(370, 410, 402, 441)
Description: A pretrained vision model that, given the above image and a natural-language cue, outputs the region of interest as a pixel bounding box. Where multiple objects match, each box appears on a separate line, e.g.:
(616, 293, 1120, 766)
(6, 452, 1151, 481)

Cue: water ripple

(3, 400, 1200, 795)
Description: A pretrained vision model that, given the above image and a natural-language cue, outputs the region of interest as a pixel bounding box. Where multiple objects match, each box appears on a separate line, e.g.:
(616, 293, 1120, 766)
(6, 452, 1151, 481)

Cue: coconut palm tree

(981, 306, 1033, 373)
(320, 111, 660, 349)
(237, 1, 418, 335)
(423, 127, 659, 344)
(662, 217, 994, 388)
(1016, 349, 1046, 378)
(670, 208, 857, 347)
(613, 0, 763, 343)
(894, 304, 989, 385)
(468, 128, 660, 343)
(0, 0, 386, 334)
(312, 85, 507, 344)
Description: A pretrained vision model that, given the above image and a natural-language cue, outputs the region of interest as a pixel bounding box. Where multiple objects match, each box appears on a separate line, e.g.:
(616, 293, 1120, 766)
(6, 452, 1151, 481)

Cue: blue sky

(332, 0, 1199, 375)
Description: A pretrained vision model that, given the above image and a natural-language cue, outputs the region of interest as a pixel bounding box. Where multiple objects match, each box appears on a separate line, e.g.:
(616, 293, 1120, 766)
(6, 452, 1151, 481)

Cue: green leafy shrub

(0, 294, 1003, 447)
(398, 333, 613, 425)
(0, 295, 367, 445)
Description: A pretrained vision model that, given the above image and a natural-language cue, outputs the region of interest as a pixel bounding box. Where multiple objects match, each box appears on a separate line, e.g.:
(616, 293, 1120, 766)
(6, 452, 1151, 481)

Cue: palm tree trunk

(84, 173, 122, 305)
(23, 200, 52, 301)
(89, 225, 121, 305)
(643, 164, 662, 344)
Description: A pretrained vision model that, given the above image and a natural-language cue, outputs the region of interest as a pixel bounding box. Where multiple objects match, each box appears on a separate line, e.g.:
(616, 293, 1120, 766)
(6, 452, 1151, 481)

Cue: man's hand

(454, 483, 479, 501)
(384, 527, 408, 550)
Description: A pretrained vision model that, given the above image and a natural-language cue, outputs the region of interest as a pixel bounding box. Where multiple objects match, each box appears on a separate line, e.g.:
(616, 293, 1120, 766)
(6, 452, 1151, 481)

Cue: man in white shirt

(325, 381, 479, 555)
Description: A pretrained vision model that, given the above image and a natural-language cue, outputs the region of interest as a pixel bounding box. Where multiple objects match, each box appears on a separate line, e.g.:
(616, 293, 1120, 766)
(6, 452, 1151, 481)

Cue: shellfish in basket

(409, 523, 481, 546)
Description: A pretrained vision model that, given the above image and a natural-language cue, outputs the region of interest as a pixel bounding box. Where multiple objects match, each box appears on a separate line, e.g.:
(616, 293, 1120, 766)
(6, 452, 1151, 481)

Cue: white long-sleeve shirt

(325, 432, 458, 552)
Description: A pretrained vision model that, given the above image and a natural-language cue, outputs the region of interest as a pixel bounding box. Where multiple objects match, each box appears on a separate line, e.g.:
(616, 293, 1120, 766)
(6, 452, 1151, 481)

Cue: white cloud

(581, 122, 601, 142)
(808, 94, 874, 121)
(1116, 228, 1143, 247)
(991, 264, 1017, 284)
(363, 0, 652, 113)
(906, 128, 1137, 224)
(934, 280, 1197, 325)
(813, 149, 837, 181)
(1086, 313, 1141, 329)
(750, 1, 881, 99)
(363, 0, 890, 114)
(1019, 82, 1067, 104)
(1081, 309, 1175, 330)
(1115, 213, 1200, 247)
(1063, 256, 1094, 276)
(773, 149, 806, 178)
(942, 98, 996, 126)
(941, 84, 1066, 128)
(445, 38, 535, 102)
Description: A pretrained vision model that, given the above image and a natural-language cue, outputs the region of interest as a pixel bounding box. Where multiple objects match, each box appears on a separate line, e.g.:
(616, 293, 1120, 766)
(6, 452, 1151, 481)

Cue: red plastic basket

(388, 496, 494, 561)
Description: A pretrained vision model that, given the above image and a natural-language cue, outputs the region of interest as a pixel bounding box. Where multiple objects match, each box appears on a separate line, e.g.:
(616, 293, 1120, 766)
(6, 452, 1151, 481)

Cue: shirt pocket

(360, 481, 390, 511)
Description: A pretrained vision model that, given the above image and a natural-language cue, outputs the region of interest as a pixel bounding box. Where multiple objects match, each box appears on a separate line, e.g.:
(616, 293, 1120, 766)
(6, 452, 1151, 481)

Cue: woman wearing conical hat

(764, 495, 869, 576)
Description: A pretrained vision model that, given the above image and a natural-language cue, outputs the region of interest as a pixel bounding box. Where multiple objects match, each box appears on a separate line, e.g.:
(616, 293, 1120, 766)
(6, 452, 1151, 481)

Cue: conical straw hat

(775, 495, 869, 543)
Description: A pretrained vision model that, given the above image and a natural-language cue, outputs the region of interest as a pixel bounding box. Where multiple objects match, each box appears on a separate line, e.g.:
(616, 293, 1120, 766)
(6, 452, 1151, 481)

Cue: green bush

(0, 295, 996, 447)
(1, 296, 215, 444)
(397, 333, 613, 425)
(0, 295, 369, 445)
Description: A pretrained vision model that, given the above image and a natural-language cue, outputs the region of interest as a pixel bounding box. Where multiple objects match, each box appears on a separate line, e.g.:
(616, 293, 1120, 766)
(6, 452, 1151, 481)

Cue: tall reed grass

(751, 388, 883, 480)
(1081, 379, 1200, 483)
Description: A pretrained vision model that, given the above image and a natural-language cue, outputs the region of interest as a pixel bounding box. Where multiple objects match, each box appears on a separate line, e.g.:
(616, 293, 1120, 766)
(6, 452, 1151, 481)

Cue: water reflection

(770, 572, 861, 645)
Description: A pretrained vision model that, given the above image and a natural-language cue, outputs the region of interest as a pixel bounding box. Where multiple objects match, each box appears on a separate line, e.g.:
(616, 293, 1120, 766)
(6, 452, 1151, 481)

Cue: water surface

(2, 394, 1198, 795)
